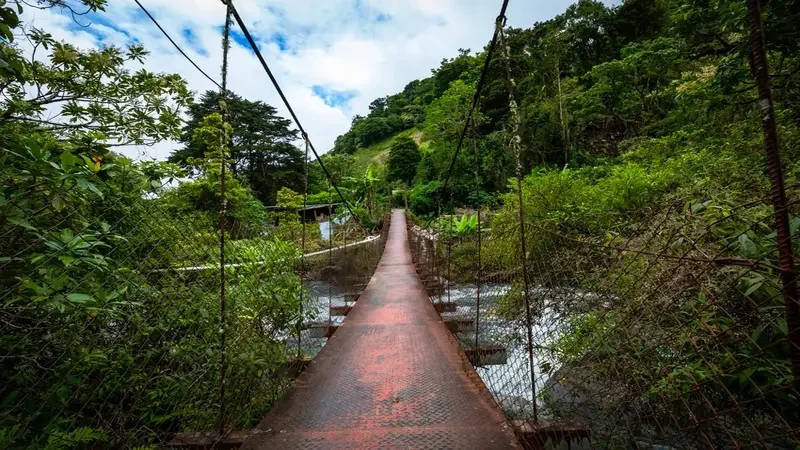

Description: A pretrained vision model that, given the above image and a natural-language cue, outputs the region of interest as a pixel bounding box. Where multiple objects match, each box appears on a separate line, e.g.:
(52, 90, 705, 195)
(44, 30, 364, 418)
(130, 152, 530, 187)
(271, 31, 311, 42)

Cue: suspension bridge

(2, 0, 799, 448)
(235, 210, 519, 449)
(151, 0, 800, 445)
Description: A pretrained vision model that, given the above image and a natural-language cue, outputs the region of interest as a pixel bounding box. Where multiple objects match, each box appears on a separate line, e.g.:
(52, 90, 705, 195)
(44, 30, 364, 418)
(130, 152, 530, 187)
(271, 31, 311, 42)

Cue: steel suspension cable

(440, 0, 510, 193)
(435, 0, 508, 314)
(134, 0, 223, 90)
(226, 0, 366, 233)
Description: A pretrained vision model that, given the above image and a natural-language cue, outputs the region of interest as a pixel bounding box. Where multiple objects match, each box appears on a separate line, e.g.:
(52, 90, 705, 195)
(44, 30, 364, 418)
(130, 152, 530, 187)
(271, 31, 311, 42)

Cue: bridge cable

(226, 0, 367, 233)
(133, 0, 223, 90)
(439, 0, 510, 193)
(435, 0, 508, 361)
(437, 0, 507, 316)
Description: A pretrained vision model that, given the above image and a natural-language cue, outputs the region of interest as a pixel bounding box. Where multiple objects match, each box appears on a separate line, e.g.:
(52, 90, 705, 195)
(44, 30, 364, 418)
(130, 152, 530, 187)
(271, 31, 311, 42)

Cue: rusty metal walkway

(241, 209, 519, 449)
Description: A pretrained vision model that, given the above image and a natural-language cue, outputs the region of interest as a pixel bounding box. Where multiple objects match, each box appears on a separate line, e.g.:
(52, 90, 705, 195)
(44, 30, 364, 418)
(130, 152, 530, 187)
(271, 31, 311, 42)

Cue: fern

(0, 425, 22, 448)
(43, 427, 107, 450)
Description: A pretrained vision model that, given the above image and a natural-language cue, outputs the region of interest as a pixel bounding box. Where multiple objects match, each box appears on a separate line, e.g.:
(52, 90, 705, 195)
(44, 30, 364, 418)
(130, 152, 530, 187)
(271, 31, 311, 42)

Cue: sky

(21, 0, 609, 161)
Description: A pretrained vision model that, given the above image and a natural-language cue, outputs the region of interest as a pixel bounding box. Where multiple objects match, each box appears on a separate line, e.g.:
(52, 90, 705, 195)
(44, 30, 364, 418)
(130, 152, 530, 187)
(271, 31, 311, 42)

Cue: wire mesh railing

(405, 14, 800, 450)
(409, 192, 800, 448)
(0, 141, 386, 449)
(294, 210, 389, 360)
(401, 3, 800, 446)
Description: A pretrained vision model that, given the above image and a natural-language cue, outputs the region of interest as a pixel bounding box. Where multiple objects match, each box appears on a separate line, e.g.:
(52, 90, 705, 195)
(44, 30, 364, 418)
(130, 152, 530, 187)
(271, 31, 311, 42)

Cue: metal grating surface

(241, 210, 519, 449)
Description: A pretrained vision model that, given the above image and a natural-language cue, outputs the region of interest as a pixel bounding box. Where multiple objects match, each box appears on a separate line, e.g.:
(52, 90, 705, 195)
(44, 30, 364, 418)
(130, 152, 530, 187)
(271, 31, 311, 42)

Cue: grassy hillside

(350, 128, 423, 172)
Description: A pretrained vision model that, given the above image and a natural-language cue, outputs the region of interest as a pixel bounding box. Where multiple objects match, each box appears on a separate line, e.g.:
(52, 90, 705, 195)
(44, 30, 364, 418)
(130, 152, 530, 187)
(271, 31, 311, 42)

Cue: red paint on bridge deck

(240, 210, 519, 449)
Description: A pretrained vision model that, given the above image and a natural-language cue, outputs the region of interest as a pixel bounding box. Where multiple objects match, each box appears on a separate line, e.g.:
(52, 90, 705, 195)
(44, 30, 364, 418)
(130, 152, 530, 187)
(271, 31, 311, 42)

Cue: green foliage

(42, 427, 108, 450)
(276, 186, 303, 210)
(169, 90, 302, 205)
(409, 181, 442, 217)
(0, 5, 306, 448)
(3, 0, 800, 445)
(162, 113, 266, 235)
(349, 203, 375, 231)
(487, 121, 800, 444)
(355, 116, 392, 147)
(1, 11, 190, 147)
(0, 122, 305, 446)
(334, 115, 405, 154)
(386, 136, 420, 185)
(440, 213, 478, 238)
(331, 77, 434, 155)
(328, 0, 800, 215)
(347, 127, 419, 174)
(422, 80, 481, 144)
(306, 190, 333, 206)
(309, 153, 354, 191)
(343, 166, 383, 221)
(574, 37, 684, 134)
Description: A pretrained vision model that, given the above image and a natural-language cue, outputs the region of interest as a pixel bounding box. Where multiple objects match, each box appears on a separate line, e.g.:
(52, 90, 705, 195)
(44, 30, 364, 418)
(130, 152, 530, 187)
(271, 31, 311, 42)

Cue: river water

(438, 282, 564, 419)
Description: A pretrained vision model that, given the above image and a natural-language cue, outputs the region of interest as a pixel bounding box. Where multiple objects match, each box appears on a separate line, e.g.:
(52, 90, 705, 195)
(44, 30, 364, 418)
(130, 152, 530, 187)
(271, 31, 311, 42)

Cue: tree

(169, 90, 302, 205)
(0, 3, 311, 448)
(308, 153, 355, 196)
(163, 113, 267, 234)
(344, 167, 380, 218)
(608, 0, 667, 45)
(573, 37, 683, 136)
(332, 130, 357, 154)
(432, 48, 474, 96)
(353, 116, 392, 147)
(368, 96, 388, 116)
(387, 136, 420, 185)
(423, 80, 481, 143)
(0, 1, 189, 149)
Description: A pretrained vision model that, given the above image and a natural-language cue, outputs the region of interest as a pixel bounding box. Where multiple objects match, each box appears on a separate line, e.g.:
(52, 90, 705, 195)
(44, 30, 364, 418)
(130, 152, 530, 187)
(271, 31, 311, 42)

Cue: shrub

(409, 181, 442, 217)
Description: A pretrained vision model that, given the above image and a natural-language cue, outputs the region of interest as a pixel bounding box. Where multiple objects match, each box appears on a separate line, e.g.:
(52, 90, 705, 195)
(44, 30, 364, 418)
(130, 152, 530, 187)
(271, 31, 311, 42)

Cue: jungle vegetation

(2, 0, 800, 447)
(325, 0, 800, 444)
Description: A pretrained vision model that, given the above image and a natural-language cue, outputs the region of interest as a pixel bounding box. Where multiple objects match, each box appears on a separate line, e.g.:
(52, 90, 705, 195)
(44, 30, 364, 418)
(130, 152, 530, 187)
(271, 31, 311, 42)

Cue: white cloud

(18, 0, 613, 161)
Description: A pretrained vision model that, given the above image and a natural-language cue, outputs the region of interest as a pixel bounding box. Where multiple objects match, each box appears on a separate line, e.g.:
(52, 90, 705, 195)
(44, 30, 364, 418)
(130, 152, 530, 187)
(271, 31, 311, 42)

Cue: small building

(265, 203, 349, 241)
(266, 203, 342, 223)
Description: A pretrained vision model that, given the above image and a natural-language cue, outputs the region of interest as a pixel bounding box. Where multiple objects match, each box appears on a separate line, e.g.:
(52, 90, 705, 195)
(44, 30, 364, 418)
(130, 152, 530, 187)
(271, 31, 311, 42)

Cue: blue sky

(21, 0, 613, 160)
(312, 86, 359, 108)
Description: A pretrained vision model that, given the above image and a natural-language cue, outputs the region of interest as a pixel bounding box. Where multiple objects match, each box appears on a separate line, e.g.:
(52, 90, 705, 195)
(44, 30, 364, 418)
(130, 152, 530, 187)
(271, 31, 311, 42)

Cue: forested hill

(324, 0, 800, 217)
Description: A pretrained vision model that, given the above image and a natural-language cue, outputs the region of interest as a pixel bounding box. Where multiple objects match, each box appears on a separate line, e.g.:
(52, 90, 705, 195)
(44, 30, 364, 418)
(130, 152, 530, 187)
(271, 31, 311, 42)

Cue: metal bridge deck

(241, 209, 519, 449)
